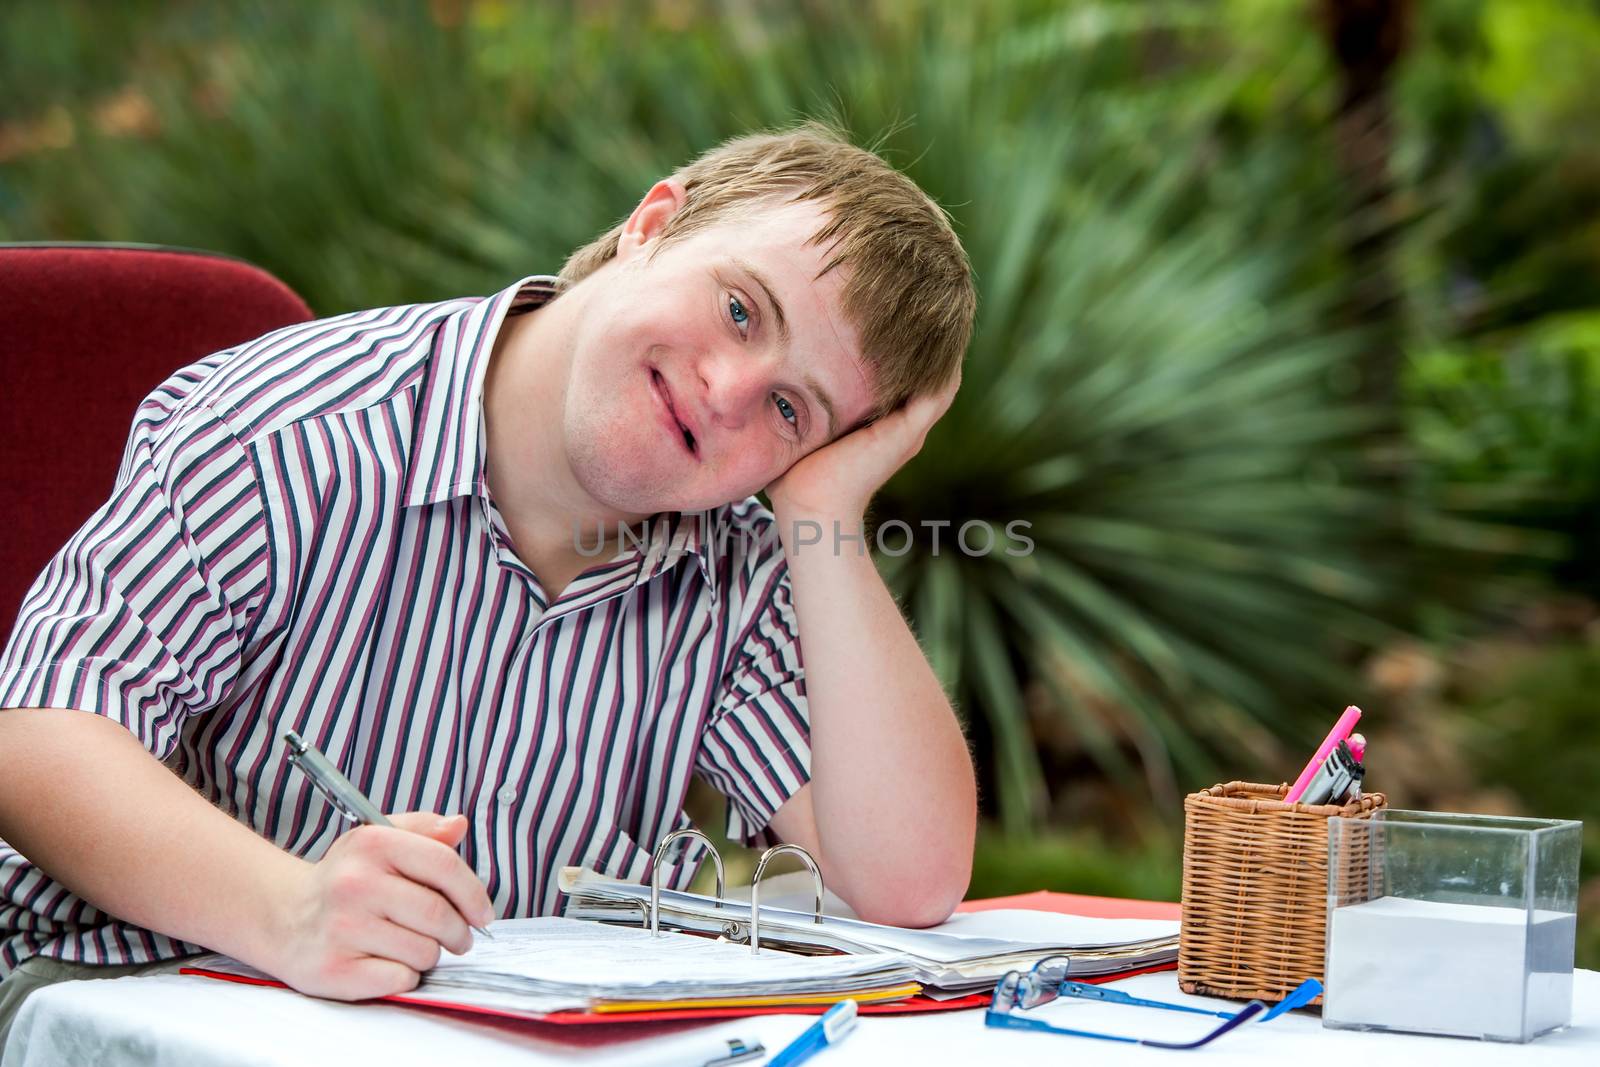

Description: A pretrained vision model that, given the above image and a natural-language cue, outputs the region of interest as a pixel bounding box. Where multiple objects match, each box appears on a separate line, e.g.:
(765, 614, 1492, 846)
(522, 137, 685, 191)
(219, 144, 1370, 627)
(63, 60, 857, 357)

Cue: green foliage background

(4, 0, 1598, 961)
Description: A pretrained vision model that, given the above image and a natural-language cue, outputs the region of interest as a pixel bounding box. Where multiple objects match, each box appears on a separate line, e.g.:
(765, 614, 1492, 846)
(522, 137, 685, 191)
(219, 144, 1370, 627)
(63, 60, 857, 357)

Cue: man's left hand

(767, 369, 961, 524)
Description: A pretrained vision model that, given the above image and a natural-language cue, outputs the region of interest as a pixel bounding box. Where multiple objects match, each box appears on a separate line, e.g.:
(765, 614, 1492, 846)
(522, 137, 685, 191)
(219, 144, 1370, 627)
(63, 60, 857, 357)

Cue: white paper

(426, 916, 915, 999)
(698, 904, 1176, 965)
(929, 909, 1180, 949)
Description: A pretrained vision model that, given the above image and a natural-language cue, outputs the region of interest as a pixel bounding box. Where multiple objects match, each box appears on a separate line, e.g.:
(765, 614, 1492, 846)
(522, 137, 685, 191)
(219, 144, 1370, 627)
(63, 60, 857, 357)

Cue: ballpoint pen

(282, 729, 495, 940)
(660, 1035, 764, 1067)
(768, 999, 858, 1067)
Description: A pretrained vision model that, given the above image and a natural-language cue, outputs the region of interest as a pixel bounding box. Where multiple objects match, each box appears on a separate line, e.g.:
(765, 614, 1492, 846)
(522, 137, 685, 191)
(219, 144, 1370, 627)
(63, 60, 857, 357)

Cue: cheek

(718, 435, 799, 493)
(581, 291, 656, 350)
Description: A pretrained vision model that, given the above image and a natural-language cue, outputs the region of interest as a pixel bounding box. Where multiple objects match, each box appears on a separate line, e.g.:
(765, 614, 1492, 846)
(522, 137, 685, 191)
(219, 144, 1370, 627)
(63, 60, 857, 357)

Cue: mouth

(650, 368, 699, 460)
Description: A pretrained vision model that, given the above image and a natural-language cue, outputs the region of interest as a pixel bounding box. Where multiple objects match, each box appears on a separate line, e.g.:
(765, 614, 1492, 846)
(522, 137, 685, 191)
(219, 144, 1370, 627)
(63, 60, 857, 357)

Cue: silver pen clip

(284, 742, 361, 823)
(703, 1038, 764, 1066)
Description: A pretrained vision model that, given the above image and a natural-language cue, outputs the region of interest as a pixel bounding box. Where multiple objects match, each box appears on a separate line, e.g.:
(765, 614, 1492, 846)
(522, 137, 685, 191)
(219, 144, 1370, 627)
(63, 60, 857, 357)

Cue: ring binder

(642, 831, 825, 952)
(559, 860, 1184, 997)
(749, 843, 824, 955)
(651, 828, 725, 936)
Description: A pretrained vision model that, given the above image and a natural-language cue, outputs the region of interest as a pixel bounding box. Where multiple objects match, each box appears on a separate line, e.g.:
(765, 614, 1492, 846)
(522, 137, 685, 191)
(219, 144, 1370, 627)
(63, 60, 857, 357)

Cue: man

(0, 123, 977, 1031)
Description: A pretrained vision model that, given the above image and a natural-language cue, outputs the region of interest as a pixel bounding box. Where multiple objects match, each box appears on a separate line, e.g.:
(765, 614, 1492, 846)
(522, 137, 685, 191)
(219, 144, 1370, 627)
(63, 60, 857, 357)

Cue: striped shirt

(0, 276, 811, 978)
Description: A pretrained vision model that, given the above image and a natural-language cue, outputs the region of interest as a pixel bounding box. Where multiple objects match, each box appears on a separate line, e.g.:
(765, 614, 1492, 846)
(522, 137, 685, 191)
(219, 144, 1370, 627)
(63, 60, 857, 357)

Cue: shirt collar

(634, 508, 723, 602)
(403, 274, 561, 509)
(403, 274, 723, 600)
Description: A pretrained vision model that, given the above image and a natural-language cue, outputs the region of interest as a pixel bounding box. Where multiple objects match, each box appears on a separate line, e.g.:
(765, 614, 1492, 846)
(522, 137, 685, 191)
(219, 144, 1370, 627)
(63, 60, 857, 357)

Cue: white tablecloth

(4, 968, 1598, 1066)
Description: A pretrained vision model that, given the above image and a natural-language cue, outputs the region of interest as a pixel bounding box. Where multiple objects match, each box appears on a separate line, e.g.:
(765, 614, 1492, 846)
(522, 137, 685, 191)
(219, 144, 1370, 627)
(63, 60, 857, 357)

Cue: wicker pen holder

(1178, 781, 1386, 1005)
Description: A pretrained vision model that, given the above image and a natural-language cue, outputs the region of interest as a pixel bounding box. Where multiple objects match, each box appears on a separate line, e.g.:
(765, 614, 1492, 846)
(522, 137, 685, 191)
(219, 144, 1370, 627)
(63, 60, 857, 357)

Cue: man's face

(560, 196, 877, 515)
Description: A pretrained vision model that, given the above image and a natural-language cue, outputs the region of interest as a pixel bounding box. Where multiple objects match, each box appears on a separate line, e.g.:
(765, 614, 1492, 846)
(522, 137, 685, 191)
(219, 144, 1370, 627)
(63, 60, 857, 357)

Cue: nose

(696, 347, 774, 429)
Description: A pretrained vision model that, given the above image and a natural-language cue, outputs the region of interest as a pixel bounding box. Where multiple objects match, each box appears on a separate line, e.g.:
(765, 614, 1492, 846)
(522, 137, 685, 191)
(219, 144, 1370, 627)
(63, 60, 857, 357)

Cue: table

(4, 967, 1598, 1066)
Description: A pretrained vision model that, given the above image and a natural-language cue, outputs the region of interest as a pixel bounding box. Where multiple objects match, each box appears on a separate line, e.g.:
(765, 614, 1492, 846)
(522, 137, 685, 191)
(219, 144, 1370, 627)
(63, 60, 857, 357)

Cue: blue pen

(768, 999, 858, 1067)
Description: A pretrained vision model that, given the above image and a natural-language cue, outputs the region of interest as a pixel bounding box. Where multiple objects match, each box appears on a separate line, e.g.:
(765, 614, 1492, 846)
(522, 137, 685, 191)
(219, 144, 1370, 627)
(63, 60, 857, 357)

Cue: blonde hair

(560, 122, 975, 421)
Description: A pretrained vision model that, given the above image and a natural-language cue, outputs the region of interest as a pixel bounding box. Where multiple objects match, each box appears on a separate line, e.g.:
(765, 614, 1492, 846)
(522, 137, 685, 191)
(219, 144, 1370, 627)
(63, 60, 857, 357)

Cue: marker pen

(1285, 706, 1362, 803)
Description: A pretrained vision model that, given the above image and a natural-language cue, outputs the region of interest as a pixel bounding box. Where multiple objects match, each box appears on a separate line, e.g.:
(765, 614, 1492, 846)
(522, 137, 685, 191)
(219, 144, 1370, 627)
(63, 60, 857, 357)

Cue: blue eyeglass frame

(985, 955, 1323, 1050)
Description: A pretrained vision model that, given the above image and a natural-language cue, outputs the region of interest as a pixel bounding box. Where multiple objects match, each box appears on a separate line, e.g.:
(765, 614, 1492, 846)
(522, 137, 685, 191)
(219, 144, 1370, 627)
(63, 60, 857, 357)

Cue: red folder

(955, 889, 1181, 922)
(181, 890, 1180, 1025)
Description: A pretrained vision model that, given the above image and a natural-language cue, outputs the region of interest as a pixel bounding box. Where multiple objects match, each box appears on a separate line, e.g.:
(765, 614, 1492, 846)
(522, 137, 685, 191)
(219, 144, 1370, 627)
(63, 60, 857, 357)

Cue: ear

(615, 178, 688, 262)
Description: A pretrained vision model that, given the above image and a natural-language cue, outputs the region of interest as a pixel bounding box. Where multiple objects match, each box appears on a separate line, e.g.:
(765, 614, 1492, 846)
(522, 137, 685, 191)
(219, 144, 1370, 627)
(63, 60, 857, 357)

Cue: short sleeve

(696, 563, 812, 845)
(0, 397, 271, 760)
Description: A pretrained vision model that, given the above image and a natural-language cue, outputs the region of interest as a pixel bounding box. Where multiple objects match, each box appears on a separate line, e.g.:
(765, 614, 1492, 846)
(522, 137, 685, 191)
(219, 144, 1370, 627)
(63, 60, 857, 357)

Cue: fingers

(371, 872, 476, 956)
(323, 956, 422, 1001)
(355, 958, 423, 998)
(926, 367, 963, 418)
(321, 848, 471, 958)
(349, 908, 449, 974)
(354, 826, 495, 932)
(386, 811, 469, 848)
(894, 370, 961, 438)
(884, 388, 954, 457)
(285, 816, 495, 1002)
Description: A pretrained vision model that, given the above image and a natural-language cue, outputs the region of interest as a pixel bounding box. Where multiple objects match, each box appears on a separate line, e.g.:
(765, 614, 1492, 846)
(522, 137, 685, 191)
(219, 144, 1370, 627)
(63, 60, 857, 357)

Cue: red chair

(1, 244, 313, 649)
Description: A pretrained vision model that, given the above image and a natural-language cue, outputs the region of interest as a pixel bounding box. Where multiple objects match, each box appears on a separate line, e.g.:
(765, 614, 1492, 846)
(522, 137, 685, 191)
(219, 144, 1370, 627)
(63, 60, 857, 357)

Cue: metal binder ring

(748, 843, 824, 955)
(650, 828, 725, 936)
(615, 896, 651, 930)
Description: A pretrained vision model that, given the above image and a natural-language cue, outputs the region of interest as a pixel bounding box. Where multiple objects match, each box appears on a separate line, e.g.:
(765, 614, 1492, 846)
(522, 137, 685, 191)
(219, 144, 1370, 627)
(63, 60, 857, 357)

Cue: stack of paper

(559, 868, 1178, 997)
(185, 917, 921, 1017)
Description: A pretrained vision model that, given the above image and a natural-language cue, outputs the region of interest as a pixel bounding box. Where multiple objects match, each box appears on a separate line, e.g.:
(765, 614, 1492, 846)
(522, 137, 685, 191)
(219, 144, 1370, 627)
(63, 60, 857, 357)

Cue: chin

(578, 462, 754, 517)
(564, 411, 763, 516)
(570, 460, 666, 515)
(566, 438, 683, 514)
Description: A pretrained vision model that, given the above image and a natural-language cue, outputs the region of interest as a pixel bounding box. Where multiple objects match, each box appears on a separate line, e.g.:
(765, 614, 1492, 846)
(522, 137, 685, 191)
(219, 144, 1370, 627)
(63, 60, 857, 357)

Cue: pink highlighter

(1284, 705, 1362, 804)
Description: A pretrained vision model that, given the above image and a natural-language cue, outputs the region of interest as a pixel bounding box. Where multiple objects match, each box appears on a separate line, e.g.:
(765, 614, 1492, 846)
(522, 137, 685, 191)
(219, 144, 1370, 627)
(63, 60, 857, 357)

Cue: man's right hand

(265, 812, 496, 1000)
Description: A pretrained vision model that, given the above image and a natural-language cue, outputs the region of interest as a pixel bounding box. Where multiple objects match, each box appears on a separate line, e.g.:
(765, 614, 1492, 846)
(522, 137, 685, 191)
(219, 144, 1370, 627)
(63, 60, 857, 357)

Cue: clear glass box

(1323, 809, 1581, 1042)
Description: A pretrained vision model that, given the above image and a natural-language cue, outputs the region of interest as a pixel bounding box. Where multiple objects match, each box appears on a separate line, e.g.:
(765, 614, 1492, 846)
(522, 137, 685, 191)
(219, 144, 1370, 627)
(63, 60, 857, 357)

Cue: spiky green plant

(872, 101, 1398, 826)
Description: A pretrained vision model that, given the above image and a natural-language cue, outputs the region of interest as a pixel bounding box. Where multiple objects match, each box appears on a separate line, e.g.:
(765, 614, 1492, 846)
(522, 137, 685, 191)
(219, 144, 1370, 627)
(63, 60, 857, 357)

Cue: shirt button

(497, 786, 518, 806)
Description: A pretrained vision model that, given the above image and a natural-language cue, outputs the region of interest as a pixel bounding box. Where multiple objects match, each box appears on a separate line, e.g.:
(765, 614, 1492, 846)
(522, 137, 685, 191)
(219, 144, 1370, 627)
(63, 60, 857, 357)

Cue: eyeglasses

(985, 956, 1322, 1051)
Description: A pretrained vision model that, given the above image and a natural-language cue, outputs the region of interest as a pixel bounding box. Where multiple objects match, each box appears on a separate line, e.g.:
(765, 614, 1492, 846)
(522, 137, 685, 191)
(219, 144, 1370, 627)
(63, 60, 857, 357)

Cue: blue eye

(774, 394, 797, 426)
(728, 295, 749, 330)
